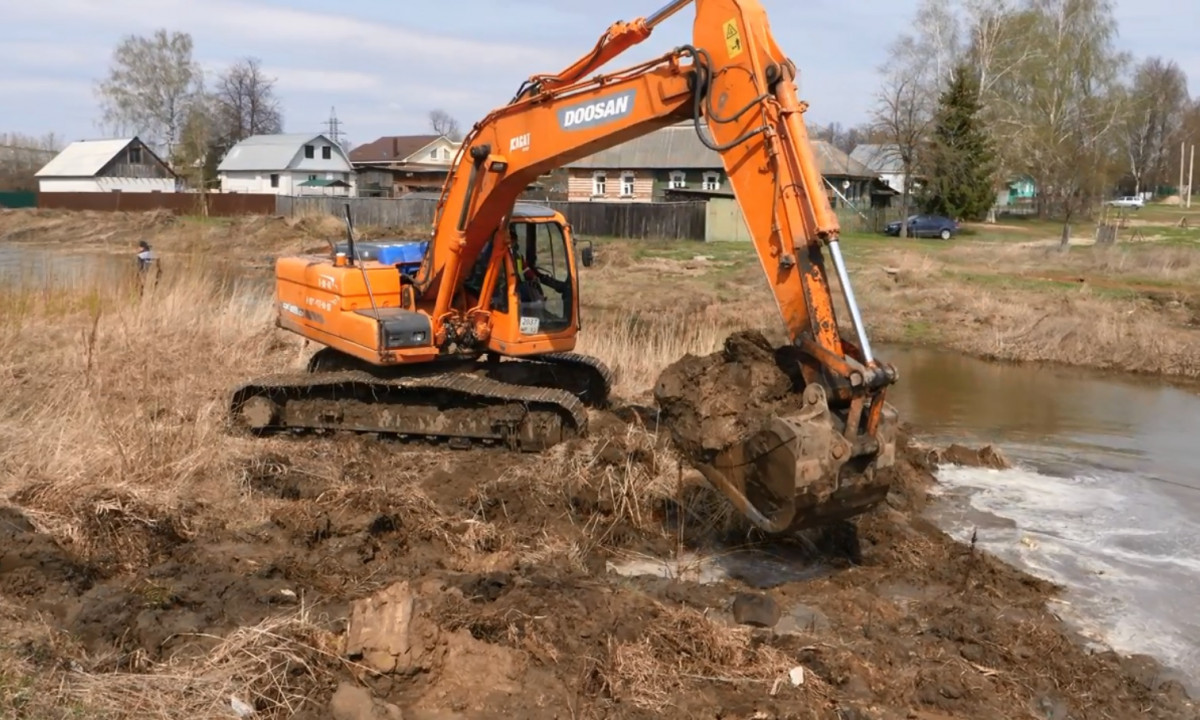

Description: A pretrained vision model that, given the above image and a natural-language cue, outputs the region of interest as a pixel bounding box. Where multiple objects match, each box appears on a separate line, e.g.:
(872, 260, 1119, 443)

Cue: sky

(1, 0, 1198, 149)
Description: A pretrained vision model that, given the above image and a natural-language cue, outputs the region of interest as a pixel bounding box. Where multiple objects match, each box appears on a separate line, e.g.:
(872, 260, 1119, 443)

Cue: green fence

(0, 191, 36, 208)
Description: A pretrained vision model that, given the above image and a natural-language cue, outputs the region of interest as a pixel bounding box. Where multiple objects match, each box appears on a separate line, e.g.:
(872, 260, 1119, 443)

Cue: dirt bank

(1, 342, 1194, 719)
(0, 207, 405, 263)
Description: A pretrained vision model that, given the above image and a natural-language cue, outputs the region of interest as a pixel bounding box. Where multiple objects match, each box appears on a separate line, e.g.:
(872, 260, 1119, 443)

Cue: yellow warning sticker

(723, 19, 743, 58)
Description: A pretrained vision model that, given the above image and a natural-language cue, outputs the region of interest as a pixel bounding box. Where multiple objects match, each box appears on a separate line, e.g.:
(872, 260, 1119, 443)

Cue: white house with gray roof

(849, 144, 908, 195)
(34, 137, 177, 193)
(217, 133, 355, 196)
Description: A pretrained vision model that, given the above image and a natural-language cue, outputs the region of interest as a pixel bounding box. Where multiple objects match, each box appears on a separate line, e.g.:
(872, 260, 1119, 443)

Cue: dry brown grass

(0, 601, 347, 719)
(0, 262, 302, 568)
(600, 601, 808, 712)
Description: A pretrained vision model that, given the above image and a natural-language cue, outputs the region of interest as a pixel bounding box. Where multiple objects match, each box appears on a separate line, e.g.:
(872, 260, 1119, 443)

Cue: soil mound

(652, 329, 805, 461)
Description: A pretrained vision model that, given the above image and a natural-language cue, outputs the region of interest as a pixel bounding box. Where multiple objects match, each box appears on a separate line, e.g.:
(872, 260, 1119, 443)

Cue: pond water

(881, 344, 1200, 694)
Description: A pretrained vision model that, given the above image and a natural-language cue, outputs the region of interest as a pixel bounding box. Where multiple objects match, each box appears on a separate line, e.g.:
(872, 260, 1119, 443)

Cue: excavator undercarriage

(229, 349, 613, 452)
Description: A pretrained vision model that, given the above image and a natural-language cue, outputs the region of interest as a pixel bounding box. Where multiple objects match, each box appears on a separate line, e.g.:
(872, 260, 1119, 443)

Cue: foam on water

(930, 462, 1200, 693)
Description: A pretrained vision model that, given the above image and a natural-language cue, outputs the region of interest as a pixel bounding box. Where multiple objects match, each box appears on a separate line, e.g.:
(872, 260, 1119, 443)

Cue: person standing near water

(136, 240, 162, 293)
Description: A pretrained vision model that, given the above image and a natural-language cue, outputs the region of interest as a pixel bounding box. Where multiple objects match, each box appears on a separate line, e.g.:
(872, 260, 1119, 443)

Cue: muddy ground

(1, 333, 1195, 719)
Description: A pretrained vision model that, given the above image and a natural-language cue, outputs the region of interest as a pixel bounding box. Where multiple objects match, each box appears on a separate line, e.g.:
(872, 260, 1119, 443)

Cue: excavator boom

(230, 0, 900, 535)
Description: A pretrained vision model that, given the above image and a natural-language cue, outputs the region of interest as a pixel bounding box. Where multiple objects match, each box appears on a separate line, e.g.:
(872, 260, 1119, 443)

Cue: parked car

(1105, 196, 1144, 209)
(884, 214, 959, 239)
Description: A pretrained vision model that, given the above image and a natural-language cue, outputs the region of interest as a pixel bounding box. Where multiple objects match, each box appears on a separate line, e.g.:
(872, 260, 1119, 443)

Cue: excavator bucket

(690, 384, 897, 533)
(653, 331, 898, 534)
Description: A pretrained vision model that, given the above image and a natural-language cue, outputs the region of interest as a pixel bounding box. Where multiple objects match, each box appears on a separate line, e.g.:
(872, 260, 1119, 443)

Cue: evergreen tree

(918, 63, 997, 221)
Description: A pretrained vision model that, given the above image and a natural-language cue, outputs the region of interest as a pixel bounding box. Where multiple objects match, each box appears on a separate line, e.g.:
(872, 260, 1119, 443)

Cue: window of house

(669, 171, 686, 189)
(270, 173, 279, 188)
(592, 172, 606, 196)
(430, 148, 439, 159)
(128, 146, 142, 164)
(322, 146, 331, 159)
(703, 172, 720, 191)
(309, 174, 317, 181)
(305, 145, 314, 159)
(620, 172, 635, 197)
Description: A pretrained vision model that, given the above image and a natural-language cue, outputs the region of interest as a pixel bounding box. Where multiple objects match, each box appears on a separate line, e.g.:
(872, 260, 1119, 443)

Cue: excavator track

(483, 352, 615, 409)
(228, 368, 588, 452)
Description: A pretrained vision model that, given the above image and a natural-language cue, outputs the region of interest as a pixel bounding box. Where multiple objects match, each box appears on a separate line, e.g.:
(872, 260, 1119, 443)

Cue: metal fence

(0, 191, 36, 208)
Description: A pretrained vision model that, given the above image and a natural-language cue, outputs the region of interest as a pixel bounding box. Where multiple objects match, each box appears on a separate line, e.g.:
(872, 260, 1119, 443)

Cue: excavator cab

(462, 204, 582, 356)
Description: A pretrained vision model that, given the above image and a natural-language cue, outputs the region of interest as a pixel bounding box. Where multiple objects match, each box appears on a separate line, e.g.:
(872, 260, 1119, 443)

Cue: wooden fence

(275, 196, 708, 240)
(551, 200, 706, 240)
(277, 195, 440, 228)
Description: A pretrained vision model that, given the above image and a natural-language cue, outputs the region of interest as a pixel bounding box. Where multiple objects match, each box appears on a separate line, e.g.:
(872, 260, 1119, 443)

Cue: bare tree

(960, 0, 1043, 203)
(872, 70, 935, 235)
(870, 0, 963, 233)
(912, 0, 963, 90)
(813, 121, 880, 155)
(429, 109, 462, 141)
(214, 57, 284, 147)
(1009, 0, 1128, 242)
(173, 94, 218, 209)
(1121, 58, 1189, 196)
(0, 132, 62, 191)
(95, 29, 204, 157)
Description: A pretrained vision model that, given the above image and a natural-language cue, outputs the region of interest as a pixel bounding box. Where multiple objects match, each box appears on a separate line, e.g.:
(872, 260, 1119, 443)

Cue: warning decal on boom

(723, 19, 743, 58)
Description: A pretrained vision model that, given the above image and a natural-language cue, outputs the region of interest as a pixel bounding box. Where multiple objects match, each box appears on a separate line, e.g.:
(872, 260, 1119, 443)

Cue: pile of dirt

(652, 329, 807, 462)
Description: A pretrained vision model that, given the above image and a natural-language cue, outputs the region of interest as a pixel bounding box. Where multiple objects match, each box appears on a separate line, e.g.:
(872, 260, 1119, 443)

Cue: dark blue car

(884, 214, 959, 239)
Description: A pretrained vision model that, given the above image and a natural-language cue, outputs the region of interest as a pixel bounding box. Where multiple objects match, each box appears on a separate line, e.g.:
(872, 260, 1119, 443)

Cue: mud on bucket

(691, 383, 895, 534)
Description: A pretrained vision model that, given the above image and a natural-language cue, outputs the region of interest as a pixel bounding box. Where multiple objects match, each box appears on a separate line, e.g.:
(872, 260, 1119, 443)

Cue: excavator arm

(405, 0, 900, 531)
(415, 0, 895, 418)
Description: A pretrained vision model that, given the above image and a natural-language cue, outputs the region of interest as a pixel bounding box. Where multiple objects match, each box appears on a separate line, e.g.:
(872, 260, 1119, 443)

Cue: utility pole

(1181, 142, 1186, 199)
(1189, 144, 1195, 209)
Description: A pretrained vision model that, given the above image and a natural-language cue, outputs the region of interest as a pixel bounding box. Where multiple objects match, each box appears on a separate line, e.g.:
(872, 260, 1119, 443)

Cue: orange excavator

(230, 0, 900, 534)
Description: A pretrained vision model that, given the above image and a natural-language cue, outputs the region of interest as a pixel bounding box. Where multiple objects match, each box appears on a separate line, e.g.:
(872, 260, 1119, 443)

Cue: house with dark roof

(563, 122, 894, 208)
(34, 137, 177, 193)
(349, 134, 461, 196)
(216, 133, 355, 196)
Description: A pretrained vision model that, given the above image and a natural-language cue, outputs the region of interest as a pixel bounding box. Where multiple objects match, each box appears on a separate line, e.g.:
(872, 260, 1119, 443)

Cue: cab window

(512, 220, 572, 334)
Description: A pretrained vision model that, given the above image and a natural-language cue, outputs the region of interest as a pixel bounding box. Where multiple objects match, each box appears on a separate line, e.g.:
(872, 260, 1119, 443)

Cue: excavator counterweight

(229, 0, 900, 536)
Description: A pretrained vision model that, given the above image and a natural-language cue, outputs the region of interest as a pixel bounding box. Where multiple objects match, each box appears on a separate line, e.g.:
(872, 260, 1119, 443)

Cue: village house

(216, 133, 355, 196)
(562, 122, 893, 208)
(34, 137, 177, 193)
(349, 134, 461, 196)
(850, 143, 909, 196)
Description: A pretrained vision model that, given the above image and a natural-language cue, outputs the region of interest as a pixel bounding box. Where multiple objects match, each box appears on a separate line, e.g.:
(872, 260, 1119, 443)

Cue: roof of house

(35, 137, 171, 178)
(849, 144, 905, 174)
(350, 134, 449, 164)
(565, 123, 878, 178)
(216, 133, 347, 172)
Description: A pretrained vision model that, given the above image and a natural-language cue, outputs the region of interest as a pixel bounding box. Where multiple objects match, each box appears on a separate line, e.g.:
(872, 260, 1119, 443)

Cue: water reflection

(881, 344, 1200, 497)
(0, 243, 264, 294)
